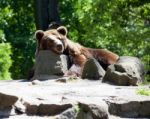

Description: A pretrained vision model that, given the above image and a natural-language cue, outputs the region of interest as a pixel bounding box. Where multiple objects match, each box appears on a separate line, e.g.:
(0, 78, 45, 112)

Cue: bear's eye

(47, 38, 54, 43)
(44, 36, 52, 41)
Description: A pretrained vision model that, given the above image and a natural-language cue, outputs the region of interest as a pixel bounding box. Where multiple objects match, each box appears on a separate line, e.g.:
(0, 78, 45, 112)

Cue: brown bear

(29, 25, 119, 79)
(43, 25, 119, 76)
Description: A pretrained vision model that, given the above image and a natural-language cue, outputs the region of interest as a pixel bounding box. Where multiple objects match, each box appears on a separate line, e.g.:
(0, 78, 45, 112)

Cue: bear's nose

(56, 44, 63, 52)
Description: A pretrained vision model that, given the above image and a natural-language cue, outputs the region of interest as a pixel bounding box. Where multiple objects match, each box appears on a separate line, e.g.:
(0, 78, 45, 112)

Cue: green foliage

(59, 0, 150, 81)
(0, 0, 36, 79)
(73, 104, 81, 113)
(0, 30, 6, 42)
(0, 0, 149, 80)
(0, 43, 12, 80)
(136, 88, 150, 96)
(0, 14, 12, 80)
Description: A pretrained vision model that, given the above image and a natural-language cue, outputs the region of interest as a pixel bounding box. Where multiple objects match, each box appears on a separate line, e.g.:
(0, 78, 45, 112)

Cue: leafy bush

(136, 88, 150, 96)
(0, 43, 12, 80)
(10, 35, 36, 79)
(0, 0, 36, 79)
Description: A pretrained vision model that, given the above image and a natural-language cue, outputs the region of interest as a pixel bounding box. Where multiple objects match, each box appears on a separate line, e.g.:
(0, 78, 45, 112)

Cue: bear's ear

(35, 30, 44, 42)
(57, 26, 68, 36)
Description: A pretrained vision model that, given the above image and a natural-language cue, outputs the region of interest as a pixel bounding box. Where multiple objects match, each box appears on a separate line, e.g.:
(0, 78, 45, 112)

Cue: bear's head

(35, 26, 68, 54)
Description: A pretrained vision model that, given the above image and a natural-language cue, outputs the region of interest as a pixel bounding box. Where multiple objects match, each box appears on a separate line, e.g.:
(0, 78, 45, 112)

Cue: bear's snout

(56, 44, 64, 53)
(46, 35, 64, 54)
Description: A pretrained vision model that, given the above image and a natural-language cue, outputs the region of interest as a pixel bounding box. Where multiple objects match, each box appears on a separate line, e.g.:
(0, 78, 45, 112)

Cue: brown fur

(65, 39, 119, 76)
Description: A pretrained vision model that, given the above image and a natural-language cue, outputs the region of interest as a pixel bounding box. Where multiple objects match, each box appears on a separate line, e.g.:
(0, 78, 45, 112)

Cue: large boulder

(77, 102, 109, 119)
(102, 56, 145, 86)
(81, 58, 105, 80)
(107, 99, 150, 118)
(32, 50, 69, 80)
(0, 93, 18, 117)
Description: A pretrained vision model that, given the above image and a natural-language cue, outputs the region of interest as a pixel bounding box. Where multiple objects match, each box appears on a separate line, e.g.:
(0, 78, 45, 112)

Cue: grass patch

(136, 88, 150, 96)
(73, 104, 81, 113)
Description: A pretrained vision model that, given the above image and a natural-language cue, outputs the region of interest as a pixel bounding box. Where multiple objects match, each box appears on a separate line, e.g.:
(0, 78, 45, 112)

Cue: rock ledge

(0, 79, 150, 119)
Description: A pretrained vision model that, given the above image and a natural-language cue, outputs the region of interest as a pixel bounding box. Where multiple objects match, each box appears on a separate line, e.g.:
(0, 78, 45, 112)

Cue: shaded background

(0, 0, 149, 81)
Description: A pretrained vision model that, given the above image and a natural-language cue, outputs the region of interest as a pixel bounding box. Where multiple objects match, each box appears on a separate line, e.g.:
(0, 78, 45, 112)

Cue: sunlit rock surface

(0, 79, 150, 119)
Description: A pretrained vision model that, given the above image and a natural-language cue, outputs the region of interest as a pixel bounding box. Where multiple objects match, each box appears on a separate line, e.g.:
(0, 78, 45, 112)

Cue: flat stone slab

(0, 79, 150, 118)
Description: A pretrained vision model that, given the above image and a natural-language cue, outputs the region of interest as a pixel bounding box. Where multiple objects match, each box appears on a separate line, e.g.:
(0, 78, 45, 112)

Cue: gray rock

(25, 101, 72, 116)
(56, 108, 77, 119)
(0, 92, 18, 117)
(0, 80, 150, 118)
(78, 103, 109, 119)
(108, 100, 140, 117)
(81, 58, 105, 80)
(107, 99, 150, 118)
(139, 101, 150, 117)
(32, 50, 69, 80)
(56, 76, 80, 83)
(31, 80, 41, 85)
(0, 93, 18, 108)
(77, 111, 93, 119)
(37, 104, 72, 116)
(103, 56, 145, 86)
(26, 104, 38, 115)
(14, 99, 26, 114)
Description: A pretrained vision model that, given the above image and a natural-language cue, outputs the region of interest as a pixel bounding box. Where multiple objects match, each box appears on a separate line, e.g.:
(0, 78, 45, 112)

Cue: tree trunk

(34, 0, 60, 30)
